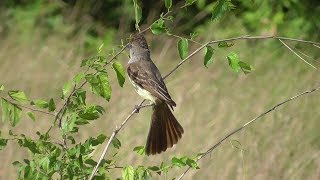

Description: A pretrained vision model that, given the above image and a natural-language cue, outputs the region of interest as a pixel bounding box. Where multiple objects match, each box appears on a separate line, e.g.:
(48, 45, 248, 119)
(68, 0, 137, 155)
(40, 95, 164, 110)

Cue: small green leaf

(112, 61, 126, 87)
(239, 61, 254, 74)
(31, 99, 48, 109)
(78, 105, 102, 120)
(112, 137, 121, 149)
(133, 0, 142, 30)
(186, 158, 200, 169)
(204, 45, 214, 68)
(171, 157, 186, 167)
(85, 159, 97, 166)
(227, 52, 241, 72)
(178, 38, 189, 59)
(148, 166, 160, 172)
(98, 43, 104, 54)
(190, 31, 199, 40)
(218, 41, 234, 48)
(0, 84, 4, 91)
(151, 19, 166, 35)
(133, 146, 145, 155)
(73, 73, 85, 84)
(0, 99, 22, 126)
(230, 139, 242, 150)
(8, 90, 28, 103)
(86, 73, 112, 101)
(48, 98, 56, 112)
(211, 0, 235, 21)
(27, 112, 36, 122)
(62, 81, 73, 99)
(165, 0, 172, 9)
(0, 138, 8, 150)
(122, 166, 135, 180)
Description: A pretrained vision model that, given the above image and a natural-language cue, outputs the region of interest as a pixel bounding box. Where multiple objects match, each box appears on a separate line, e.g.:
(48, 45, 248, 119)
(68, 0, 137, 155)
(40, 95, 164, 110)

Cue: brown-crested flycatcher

(127, 33, 184, 155)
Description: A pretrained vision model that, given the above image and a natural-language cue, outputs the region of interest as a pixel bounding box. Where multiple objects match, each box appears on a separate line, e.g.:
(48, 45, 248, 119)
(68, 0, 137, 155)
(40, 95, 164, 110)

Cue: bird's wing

(127, 62, 176, 107)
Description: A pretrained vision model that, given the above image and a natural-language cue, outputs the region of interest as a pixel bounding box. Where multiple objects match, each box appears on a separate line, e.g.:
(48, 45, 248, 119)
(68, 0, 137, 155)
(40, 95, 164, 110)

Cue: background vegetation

(0, 0, 319, 179)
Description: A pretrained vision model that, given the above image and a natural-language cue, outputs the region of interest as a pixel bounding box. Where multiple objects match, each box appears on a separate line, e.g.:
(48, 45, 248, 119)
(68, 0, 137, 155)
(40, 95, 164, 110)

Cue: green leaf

(18, 138, 40, 154)
(133, 146, 145, 155)
(151, 19, 166, 35)
(211, 0, 235, 21)
(112, 137, 121, 149)
(48, 98, 56, 112)
(122, 166, 135, 180)
(0, 84, 4, 91)
(230, 139, 242, 150)
(62, 81, 73, 99)
(31, 99, 48, 109)
(78, 105, 102, 120)
(177, 38, 189, 59)
(73, 73, 85, 84)
(0, 138, 8, 150)
(133, 0, 142, 30)
(112, 61, 126, 87)
(27, 112, 36, 122)
(98, 43, 104, 54)
(38, 156, 50, 172)
(165, 0, 172, 9)
(204, 45, 214, 68)
(86, 73, 112, 101)
(186, 158, 200, 169)
(0, 99, 22, 127)
(239, 61, 254, 74)
(85, 159, 97, 166)
(227, 52, 241, 72)
(218, 41, 234, 48)
(8, 90, 28, 103)
(171, 157, 186, 167)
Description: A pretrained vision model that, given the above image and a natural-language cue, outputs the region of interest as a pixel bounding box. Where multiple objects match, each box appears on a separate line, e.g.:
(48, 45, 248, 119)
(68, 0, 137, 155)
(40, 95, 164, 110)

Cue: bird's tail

(145, 100, 184, 155)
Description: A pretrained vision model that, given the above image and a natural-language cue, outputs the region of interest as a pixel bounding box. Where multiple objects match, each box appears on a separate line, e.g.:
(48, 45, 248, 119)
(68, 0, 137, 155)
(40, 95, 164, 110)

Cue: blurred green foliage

(1, 0, 318, 51)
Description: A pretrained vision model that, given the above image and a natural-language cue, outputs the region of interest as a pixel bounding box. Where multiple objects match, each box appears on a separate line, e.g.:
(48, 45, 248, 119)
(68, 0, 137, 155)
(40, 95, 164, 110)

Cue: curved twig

(177, 85, 320, 180)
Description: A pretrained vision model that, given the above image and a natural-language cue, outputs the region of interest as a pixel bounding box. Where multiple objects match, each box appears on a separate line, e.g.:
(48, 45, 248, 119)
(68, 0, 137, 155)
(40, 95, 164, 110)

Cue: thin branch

(0, 96, 55, 116)
(89, 34, 320, 179)
(177, 85, 320, 180)
(279, 39, 316, 69)
(89, 100, 145, 180)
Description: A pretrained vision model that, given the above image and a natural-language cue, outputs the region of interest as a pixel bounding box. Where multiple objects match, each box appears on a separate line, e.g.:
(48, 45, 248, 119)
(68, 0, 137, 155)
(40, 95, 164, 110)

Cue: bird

(126, 33, 184, 155)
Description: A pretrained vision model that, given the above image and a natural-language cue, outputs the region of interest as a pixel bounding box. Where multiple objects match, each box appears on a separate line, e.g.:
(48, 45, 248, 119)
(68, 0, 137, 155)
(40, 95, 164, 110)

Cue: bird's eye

(127, 44, 132, 49)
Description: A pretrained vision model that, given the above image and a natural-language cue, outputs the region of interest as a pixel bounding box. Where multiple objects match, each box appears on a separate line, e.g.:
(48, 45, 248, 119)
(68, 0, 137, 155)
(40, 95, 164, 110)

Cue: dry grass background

(0, 20, 320, 180)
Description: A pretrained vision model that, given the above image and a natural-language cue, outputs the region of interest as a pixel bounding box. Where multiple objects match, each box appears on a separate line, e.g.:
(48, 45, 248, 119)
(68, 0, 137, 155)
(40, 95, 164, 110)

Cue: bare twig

(177, 85, 320, 180)
(89, 34, 320, 179)
(0, 96, 55, 117)
(279, 39, 316, 69)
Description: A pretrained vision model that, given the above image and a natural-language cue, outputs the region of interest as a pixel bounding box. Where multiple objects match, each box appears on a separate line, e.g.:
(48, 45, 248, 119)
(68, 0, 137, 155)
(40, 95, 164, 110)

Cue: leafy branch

(89, 33, 320, 179)
(177, 85, 320, 180)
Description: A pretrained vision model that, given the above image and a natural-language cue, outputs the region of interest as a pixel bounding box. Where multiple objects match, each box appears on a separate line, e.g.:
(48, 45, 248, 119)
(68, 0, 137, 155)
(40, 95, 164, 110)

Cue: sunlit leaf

(112, 61, 126, 87)
(178, 38, 189, 59)
(133, 146, 145, 155)
(133, 0, 142, 30)
(151, 19, 166, 35)
(0, 84, 4, 91)
(31, 99, 48, 109)
(122, 166, 135, 180)
(227, 52, 241, 72)
(8, 90, 28, 103)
